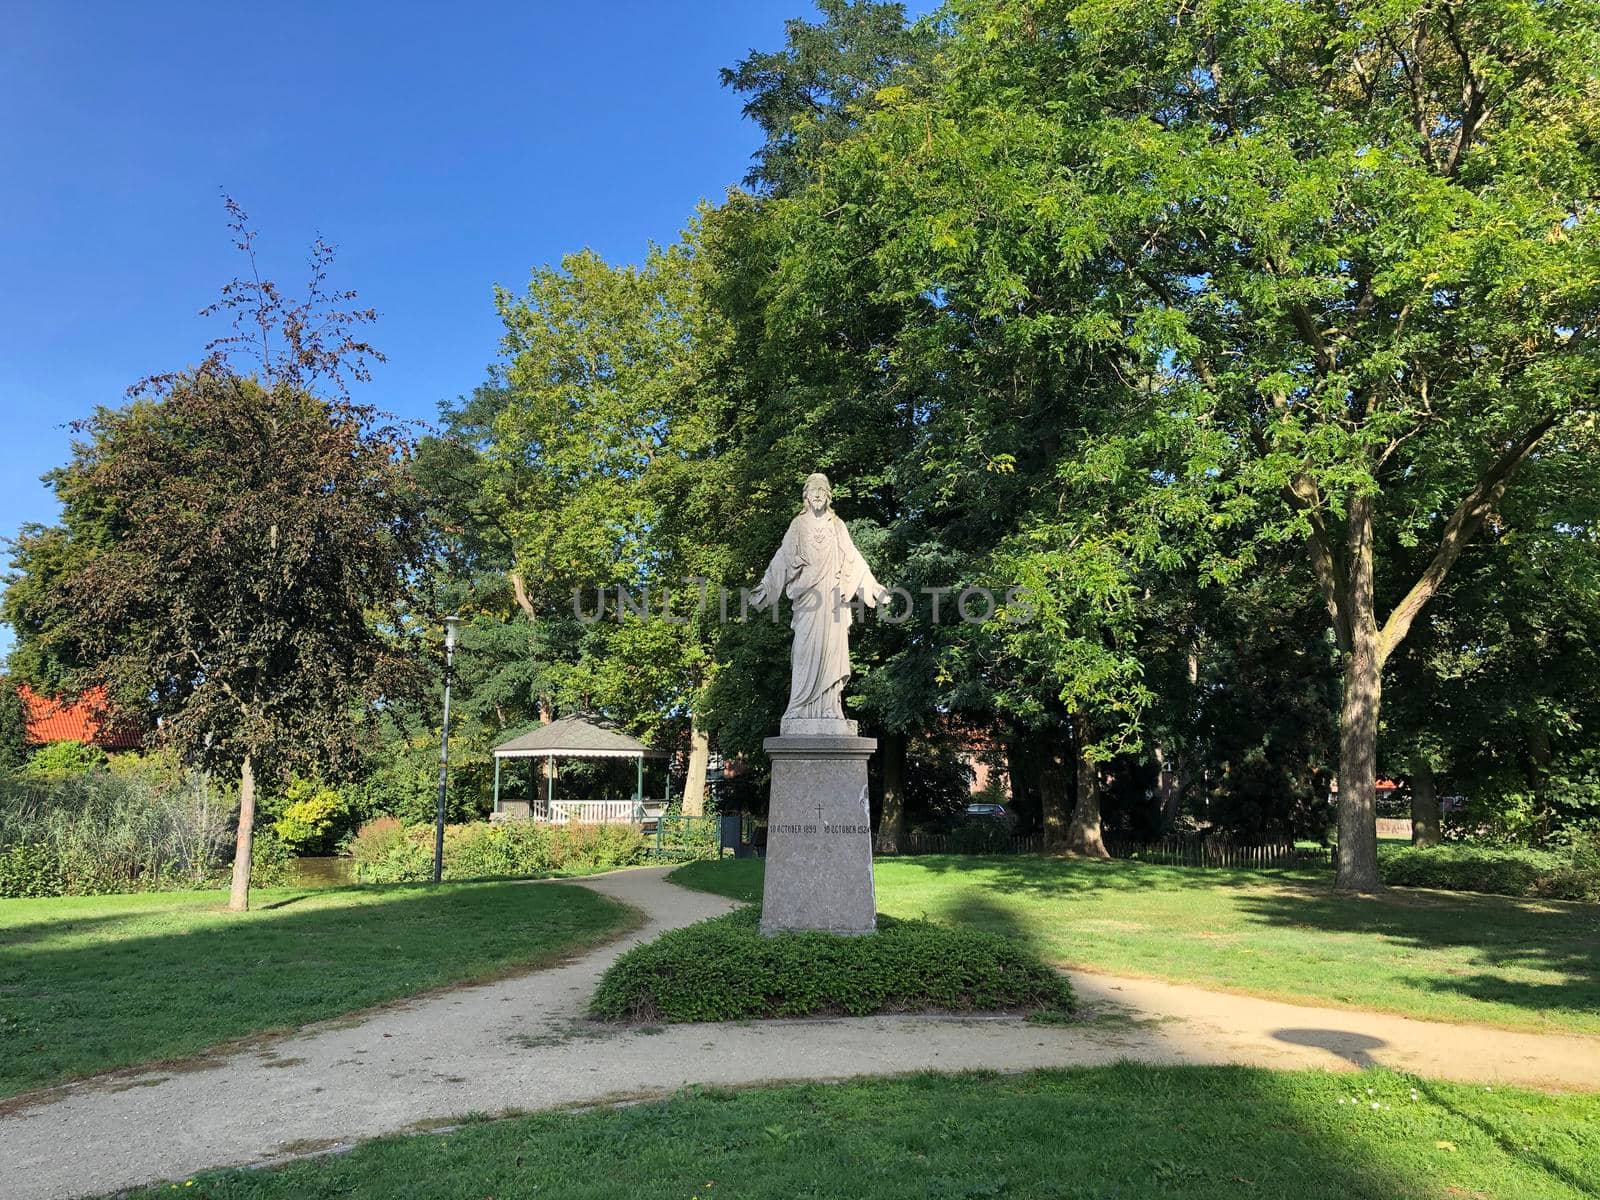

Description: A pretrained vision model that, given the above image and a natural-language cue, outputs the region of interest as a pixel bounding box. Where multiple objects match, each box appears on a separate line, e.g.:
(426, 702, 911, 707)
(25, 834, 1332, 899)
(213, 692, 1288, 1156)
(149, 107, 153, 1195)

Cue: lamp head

(444, 615, 461, 651)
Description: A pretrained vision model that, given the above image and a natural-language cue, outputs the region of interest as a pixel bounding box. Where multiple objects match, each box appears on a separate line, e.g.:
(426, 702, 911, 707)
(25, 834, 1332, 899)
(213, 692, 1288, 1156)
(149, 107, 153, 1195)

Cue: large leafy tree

(406, 382, 564, 811)
(478, 240, 733, 805)
(788, 0, 1600, 887)
(737, 14, 1174, 853)
(6, 205, 431, 909)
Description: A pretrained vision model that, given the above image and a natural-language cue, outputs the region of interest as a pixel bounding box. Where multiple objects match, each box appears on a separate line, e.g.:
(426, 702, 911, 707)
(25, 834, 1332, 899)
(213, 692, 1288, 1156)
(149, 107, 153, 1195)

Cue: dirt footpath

(3, 866, 1596, 1200)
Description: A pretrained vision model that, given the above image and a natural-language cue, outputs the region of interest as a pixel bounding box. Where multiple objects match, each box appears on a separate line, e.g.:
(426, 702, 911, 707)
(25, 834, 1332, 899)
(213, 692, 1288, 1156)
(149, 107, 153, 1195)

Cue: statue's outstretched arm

(837, 519, 890, 606)
(751, 524, 797, 608)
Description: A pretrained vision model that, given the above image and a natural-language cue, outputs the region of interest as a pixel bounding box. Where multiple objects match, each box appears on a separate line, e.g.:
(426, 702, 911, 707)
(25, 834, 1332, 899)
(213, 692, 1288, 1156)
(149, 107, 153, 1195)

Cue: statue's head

(803, 472, 832, 516)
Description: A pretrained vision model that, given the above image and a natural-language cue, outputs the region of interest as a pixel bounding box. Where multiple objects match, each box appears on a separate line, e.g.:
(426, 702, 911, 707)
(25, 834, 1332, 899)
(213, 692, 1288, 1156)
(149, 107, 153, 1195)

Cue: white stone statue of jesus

(750, 473, 889, 734)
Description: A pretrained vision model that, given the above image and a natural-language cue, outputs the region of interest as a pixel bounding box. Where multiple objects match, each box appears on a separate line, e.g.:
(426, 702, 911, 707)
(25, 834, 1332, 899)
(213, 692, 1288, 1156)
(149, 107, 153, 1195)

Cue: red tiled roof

(20, 685, 145, 751)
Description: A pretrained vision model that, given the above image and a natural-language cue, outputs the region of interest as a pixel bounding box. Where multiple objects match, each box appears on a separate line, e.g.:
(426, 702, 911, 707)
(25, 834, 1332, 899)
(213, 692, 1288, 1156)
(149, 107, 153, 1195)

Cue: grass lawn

(114, 1065, 1600, 1199)
(670, 856, 1600, 1036)
(0, 879, 638, 1098)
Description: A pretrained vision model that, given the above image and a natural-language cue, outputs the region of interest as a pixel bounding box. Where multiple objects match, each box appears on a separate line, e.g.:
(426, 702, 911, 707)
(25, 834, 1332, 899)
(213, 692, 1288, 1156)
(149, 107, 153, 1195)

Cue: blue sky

(1, 2, 934, 587)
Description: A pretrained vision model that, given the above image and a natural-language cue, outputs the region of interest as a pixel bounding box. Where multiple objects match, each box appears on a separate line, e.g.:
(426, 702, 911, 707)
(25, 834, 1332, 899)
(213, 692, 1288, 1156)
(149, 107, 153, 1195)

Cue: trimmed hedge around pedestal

(590, 906, 1074, 1023)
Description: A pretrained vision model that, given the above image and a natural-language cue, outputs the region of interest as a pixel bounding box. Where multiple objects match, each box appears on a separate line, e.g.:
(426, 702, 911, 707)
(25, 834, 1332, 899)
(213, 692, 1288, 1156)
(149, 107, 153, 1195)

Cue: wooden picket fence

(894, 829, 1331, 869)
(1104, 836, 1331, 869)
(900, 830, 1048, 855)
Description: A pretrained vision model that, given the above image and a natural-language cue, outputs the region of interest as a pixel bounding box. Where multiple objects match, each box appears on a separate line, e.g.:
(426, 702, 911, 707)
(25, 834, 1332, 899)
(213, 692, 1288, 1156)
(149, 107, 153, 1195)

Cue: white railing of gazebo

(546, 799, 644, 825)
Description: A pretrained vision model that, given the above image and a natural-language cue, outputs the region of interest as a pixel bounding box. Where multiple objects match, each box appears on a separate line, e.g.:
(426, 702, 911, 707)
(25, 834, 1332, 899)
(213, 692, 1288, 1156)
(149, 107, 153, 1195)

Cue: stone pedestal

(760, 733, 877, 936)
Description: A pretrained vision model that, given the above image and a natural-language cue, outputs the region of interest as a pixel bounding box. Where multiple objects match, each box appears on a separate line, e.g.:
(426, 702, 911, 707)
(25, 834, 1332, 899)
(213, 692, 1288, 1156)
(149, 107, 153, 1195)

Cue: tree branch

(1378, 412, 1561, 663)
(509, 569, 538, 621)
(1289, 301, 1333, 374)
(1441, 6, 1489, 177)
(1284, 479, 1352, 652)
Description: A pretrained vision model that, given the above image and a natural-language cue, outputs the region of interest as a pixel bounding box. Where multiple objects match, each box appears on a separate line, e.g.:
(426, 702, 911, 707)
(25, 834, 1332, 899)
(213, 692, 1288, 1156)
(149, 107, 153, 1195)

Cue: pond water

(289, 856, 354, 888)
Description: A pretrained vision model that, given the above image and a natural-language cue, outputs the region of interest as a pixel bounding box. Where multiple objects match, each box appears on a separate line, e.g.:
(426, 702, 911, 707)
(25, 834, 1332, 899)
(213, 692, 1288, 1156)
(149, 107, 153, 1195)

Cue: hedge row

(590, 906, 1075, 1023)
(1380, 843, 1600, 902)
(350, 817, 646, 883)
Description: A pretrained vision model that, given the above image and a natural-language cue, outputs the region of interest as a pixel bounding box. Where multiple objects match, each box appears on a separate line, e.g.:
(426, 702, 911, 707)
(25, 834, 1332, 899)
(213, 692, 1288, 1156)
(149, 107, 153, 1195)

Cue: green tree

(1382, 441, 1600, 844)
(476, 240, 730, 798)
(0, 680, 28, 775)
(721, 0, 936, 196)
(407, 384, 562, 811)
(785, 0, 1600, 888)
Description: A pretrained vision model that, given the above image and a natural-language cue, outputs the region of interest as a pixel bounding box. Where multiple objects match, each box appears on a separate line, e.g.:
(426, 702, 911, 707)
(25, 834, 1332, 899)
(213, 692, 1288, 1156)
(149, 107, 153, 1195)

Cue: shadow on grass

(885, 851, 1328, 896)
(0, 880, 633, 1098)
(886, 855, 1600, 1025)
(1415, 1077, 1600, 1195)
(258, 892, 319, 911)
(1236, 887, 1600, 1023)
(119, 1064, 1599, 1200)
(910, 889, 1050, 958)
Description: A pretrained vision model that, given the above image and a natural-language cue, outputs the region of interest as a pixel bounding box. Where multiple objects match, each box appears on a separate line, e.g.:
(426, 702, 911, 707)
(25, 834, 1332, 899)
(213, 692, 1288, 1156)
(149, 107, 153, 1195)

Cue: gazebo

(491, 714, 670, 825)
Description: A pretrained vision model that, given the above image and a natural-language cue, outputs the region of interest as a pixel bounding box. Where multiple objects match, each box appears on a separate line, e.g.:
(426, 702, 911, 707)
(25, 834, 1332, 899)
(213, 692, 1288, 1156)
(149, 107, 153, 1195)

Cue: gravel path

(4, 865, 1597, 1200)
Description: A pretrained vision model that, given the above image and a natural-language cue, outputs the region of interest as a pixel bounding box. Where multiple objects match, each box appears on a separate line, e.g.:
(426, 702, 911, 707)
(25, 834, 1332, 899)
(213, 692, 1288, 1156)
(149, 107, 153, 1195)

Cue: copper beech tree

(20, 201, 430, 910)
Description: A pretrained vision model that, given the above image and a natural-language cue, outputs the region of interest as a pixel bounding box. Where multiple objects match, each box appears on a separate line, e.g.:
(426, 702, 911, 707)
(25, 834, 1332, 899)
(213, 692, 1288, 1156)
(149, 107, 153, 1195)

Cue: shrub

(548, 822, 647, 871)
(590, 906, 1075, 1023)
(20, 739, 108, 782)
(444, 821, 547, 879)
(241, 827, 296, 888)
(270, 777, 351, 854)
(0, 768, 267, 896)
(350, 815, 405, 860)
(350, 818, 646, 884)
(651, 813, 722, 861)
(0, 842, 67, 898)
(1444, 757, 1600, 844)
(106, 747, 188, 794)
(1379, 843, 1600, 902)
(350, 816, 429, 883)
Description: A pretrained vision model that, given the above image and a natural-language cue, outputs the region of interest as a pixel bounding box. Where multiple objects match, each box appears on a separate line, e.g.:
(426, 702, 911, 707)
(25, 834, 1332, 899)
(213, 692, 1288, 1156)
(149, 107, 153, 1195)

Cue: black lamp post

(432, 615, 461, 884)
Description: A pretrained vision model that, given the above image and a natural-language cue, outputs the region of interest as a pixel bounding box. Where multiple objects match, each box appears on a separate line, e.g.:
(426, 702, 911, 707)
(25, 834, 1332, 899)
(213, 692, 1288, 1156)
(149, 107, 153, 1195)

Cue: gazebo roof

(491, 714, 667, 759)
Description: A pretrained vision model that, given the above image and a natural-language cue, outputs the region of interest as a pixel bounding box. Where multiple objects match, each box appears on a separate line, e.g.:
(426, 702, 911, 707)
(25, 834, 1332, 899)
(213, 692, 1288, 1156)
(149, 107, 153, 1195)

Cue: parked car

(964, 802, 1017, 829)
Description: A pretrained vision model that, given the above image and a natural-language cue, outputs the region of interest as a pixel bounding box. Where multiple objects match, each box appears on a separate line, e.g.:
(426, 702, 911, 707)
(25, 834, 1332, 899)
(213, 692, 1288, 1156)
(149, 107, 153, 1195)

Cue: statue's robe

(758, 510, 884, 721)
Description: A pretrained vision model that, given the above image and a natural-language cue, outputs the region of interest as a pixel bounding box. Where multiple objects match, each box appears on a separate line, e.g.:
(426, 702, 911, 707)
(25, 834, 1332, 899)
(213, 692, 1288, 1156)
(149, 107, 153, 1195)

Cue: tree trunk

(1336, 496, 1383, 891)
(228, 752, 256, 913)
(1527, 724, 1556, 838)
(1410, 756, 1441, 848)
(1005, 735, 1039, 830)
(1154, 745, 1183, 830)
(875, 729, 907, 855)
(1067, 714, 1109, 857)
(681, 716, 711, 817)
(1037, 731, 1071, 849)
